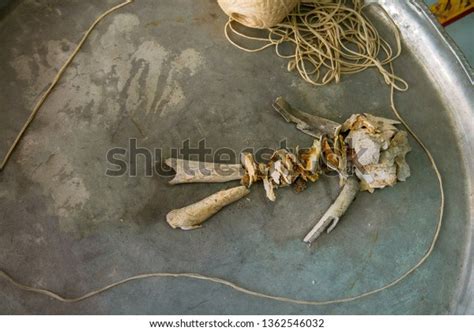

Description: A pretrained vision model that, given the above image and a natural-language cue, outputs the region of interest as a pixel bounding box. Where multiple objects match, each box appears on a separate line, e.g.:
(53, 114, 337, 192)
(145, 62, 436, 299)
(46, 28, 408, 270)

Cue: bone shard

(241, 152, 259, 187)
(356, 164, 397, 192)
(351, 129, 411, 192)
(381, 131, 412, 181)
(263, 176, 277, 201)
(342, 113, 399, 137)
(341, 113, 411, 193)
(166, 186, 250, 230)
(304, 176, 360, 244)
(346, 130, 382, 166)
(298, 140, 321, 173)
(273, 97, 341, 138)
(166, 158, 243, 185)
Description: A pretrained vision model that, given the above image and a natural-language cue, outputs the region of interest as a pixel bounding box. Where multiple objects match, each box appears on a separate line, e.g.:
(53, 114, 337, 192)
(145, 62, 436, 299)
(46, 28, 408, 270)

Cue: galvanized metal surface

(383, 0, 474, 314)
(0, 0, 472, 314)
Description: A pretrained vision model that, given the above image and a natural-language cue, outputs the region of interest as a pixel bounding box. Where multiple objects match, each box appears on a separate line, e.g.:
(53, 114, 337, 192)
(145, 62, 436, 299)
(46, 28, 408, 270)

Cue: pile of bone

(343, 114, 411, 192)
(240, 113, 411, 201)
(165, 103, 411, 243)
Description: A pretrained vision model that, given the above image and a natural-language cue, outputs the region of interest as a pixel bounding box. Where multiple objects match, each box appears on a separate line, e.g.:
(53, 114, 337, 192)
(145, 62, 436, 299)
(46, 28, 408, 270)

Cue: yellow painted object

(430, 0, 473, 25)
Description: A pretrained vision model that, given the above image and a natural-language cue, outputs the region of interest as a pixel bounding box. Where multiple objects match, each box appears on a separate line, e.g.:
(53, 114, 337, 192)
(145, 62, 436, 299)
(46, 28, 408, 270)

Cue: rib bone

(166, 158, 243, 185)
(273, 97, 341, 138)
(304, 176, 360, 244)
(166, 186, 250, 230)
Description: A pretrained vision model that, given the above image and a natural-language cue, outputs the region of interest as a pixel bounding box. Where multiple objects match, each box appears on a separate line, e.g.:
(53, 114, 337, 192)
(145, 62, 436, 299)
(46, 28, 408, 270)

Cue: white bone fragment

(241, 153, 259, 187)
(270, 162, 281, 185)
(263, 177, 276, 201)
(356, 130, 411, 192)
(356, 163, 397, 192)
(273, 97, 341, 138)
(166, 186, 250, 230)
(381, 131, 412, 181)
(303, 176, 360, 244)
(166, 158, 243, 185)
(347, 129, 383, 166)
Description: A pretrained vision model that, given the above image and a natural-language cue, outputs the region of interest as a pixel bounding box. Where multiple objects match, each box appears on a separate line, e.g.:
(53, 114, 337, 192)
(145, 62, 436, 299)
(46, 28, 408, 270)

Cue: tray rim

(370, 0, 474, 313)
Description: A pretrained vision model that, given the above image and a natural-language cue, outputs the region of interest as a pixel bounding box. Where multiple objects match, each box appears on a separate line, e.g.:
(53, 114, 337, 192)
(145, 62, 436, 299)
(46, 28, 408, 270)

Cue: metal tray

(0, 0, 472, 314)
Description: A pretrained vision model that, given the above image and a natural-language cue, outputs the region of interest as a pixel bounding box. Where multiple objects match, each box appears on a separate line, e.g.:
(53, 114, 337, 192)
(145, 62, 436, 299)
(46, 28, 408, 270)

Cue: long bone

(303, 177, 360, 244)
(166, 186, 250, 230)
(272, 96, 341, 138)
(165, 158, 243, 185)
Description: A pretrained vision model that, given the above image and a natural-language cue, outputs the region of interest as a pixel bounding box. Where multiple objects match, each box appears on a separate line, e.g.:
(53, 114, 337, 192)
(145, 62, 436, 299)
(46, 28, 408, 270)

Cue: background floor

(424, 0, 474, 66)
(1, 0, 473, 64)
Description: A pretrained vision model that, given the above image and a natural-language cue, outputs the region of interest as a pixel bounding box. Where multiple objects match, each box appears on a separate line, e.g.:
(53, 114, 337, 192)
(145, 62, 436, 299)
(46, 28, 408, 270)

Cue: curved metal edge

(407, 0, 473, 83)
(368, 0, 474, 314)
(404, 0, 474, 315)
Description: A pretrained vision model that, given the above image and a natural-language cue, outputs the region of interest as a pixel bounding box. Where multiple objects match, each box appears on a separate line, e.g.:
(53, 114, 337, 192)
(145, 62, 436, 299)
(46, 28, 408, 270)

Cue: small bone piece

(303, 176, 360, 244)
(353, 130, 411, 192)
(241, 152, 259, 187)
(346, 129, 383, 166)
(298, 139, 321, 173)
(273, 97, 341, 138)
(166, 186, 250, 230)
(166, 158, 243, 185)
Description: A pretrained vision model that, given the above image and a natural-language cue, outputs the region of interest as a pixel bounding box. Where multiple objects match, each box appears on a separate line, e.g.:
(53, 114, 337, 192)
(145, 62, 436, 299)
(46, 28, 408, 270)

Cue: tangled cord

(0, 0, 444, 306)
(225, 0, 408, 90)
